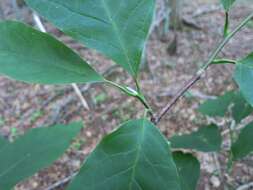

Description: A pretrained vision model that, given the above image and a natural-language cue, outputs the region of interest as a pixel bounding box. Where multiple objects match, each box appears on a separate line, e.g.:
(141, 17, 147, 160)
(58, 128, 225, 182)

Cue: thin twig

(71, 83, 90, 110)
(153, 12, 253, 125)
(156, 89, 217, 99)
(32, 13, 90, 110)
(152, 74, 201, 124)
(33, 13, 46, 32)
(44, 172, 77, 190)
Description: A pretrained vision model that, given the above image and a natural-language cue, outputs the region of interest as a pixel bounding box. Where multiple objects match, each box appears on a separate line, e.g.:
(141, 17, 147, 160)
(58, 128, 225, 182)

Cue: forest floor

(0, 0, 253, 189)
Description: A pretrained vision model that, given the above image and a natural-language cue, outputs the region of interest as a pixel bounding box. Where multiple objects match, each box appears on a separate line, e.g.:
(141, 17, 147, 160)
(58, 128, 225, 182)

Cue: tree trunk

(167, 0, 183, 55)
(169, 0, 183, 30)
(16, 0, 25, 7)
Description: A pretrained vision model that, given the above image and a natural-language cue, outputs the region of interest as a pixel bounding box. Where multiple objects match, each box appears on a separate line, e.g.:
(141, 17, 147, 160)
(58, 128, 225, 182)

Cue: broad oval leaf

(0, 122, 82, 190)
(198, 91, 235, 117)
(234, 53, 253, 107)
(220, 0, 236, 11)
(173, 152, 200, 190)
(0, 21, 103, 84)
(24, 0, 155, 77)
(231, 92, 253, 123)
(169, 124, 222, 152)
(67, 119, 181, 190)
(198, 91, 253, 123)
(232, 121, 253, 160)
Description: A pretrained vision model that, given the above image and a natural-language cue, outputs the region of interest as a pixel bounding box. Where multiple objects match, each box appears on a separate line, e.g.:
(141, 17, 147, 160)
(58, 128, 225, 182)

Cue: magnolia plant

(0, 0, 252, 189)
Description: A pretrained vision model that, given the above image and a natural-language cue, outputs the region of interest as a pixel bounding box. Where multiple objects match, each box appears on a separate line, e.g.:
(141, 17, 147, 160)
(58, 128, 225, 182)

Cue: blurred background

(0, 0, 253, 189)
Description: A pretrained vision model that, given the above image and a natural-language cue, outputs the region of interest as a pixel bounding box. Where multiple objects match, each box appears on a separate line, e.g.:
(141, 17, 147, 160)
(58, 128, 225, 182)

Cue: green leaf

(220, 0, 236, 11)
(0, 136, 8, 149)
(169, 124, 222, 152)
(0, 122, 82, 190)
(198, 90, 253, 123)
(173, 152, 200, 190)
(231, 92, 253, 123)
(231, 121, 253, 160)
(67, 119, 181, 190)
(24, 0, 155, 77)
(234, 53, 253, 107)
(0, 21, 103, 84)
(198, 91, 235, 117)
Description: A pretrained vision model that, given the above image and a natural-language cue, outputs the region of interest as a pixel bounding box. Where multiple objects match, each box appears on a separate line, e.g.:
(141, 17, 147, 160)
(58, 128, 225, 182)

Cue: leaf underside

(0, 21, 103, 84)
(67, 119, 181, 190)
(24, 0, 155, 77)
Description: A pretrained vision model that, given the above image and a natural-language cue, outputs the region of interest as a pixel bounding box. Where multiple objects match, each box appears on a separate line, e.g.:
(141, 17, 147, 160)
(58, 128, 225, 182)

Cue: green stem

(105, 79, 152, 111)
(137, 94, 152, 112)
(105, 80, 136, 96)
(134, 78, 141, 93)
(134, 78, 153, 113)
(201, 12, 253, 71)
(212, 58, 236, 65)
(223, 12, 229, 37)
(143, 109, 149, 118)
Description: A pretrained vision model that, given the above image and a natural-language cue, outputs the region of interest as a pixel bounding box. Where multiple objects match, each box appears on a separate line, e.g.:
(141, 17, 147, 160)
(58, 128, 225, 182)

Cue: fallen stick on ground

(32, 13, 90, 111)
(44, 172, 77, 190)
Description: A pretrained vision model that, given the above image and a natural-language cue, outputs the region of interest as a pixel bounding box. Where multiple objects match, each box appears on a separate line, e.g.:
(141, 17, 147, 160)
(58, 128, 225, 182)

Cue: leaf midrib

(39, 0, 110, 25)
(0, 139, 70, 180)
(128, 119, 146, 190)
(0, 50, 91, 76)
(0, 154, 30, 179)
(101, 0, 135, 76)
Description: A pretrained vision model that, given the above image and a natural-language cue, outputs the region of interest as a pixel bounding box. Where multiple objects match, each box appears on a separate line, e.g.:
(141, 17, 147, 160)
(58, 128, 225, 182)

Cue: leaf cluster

(0, 0, 252, 189)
